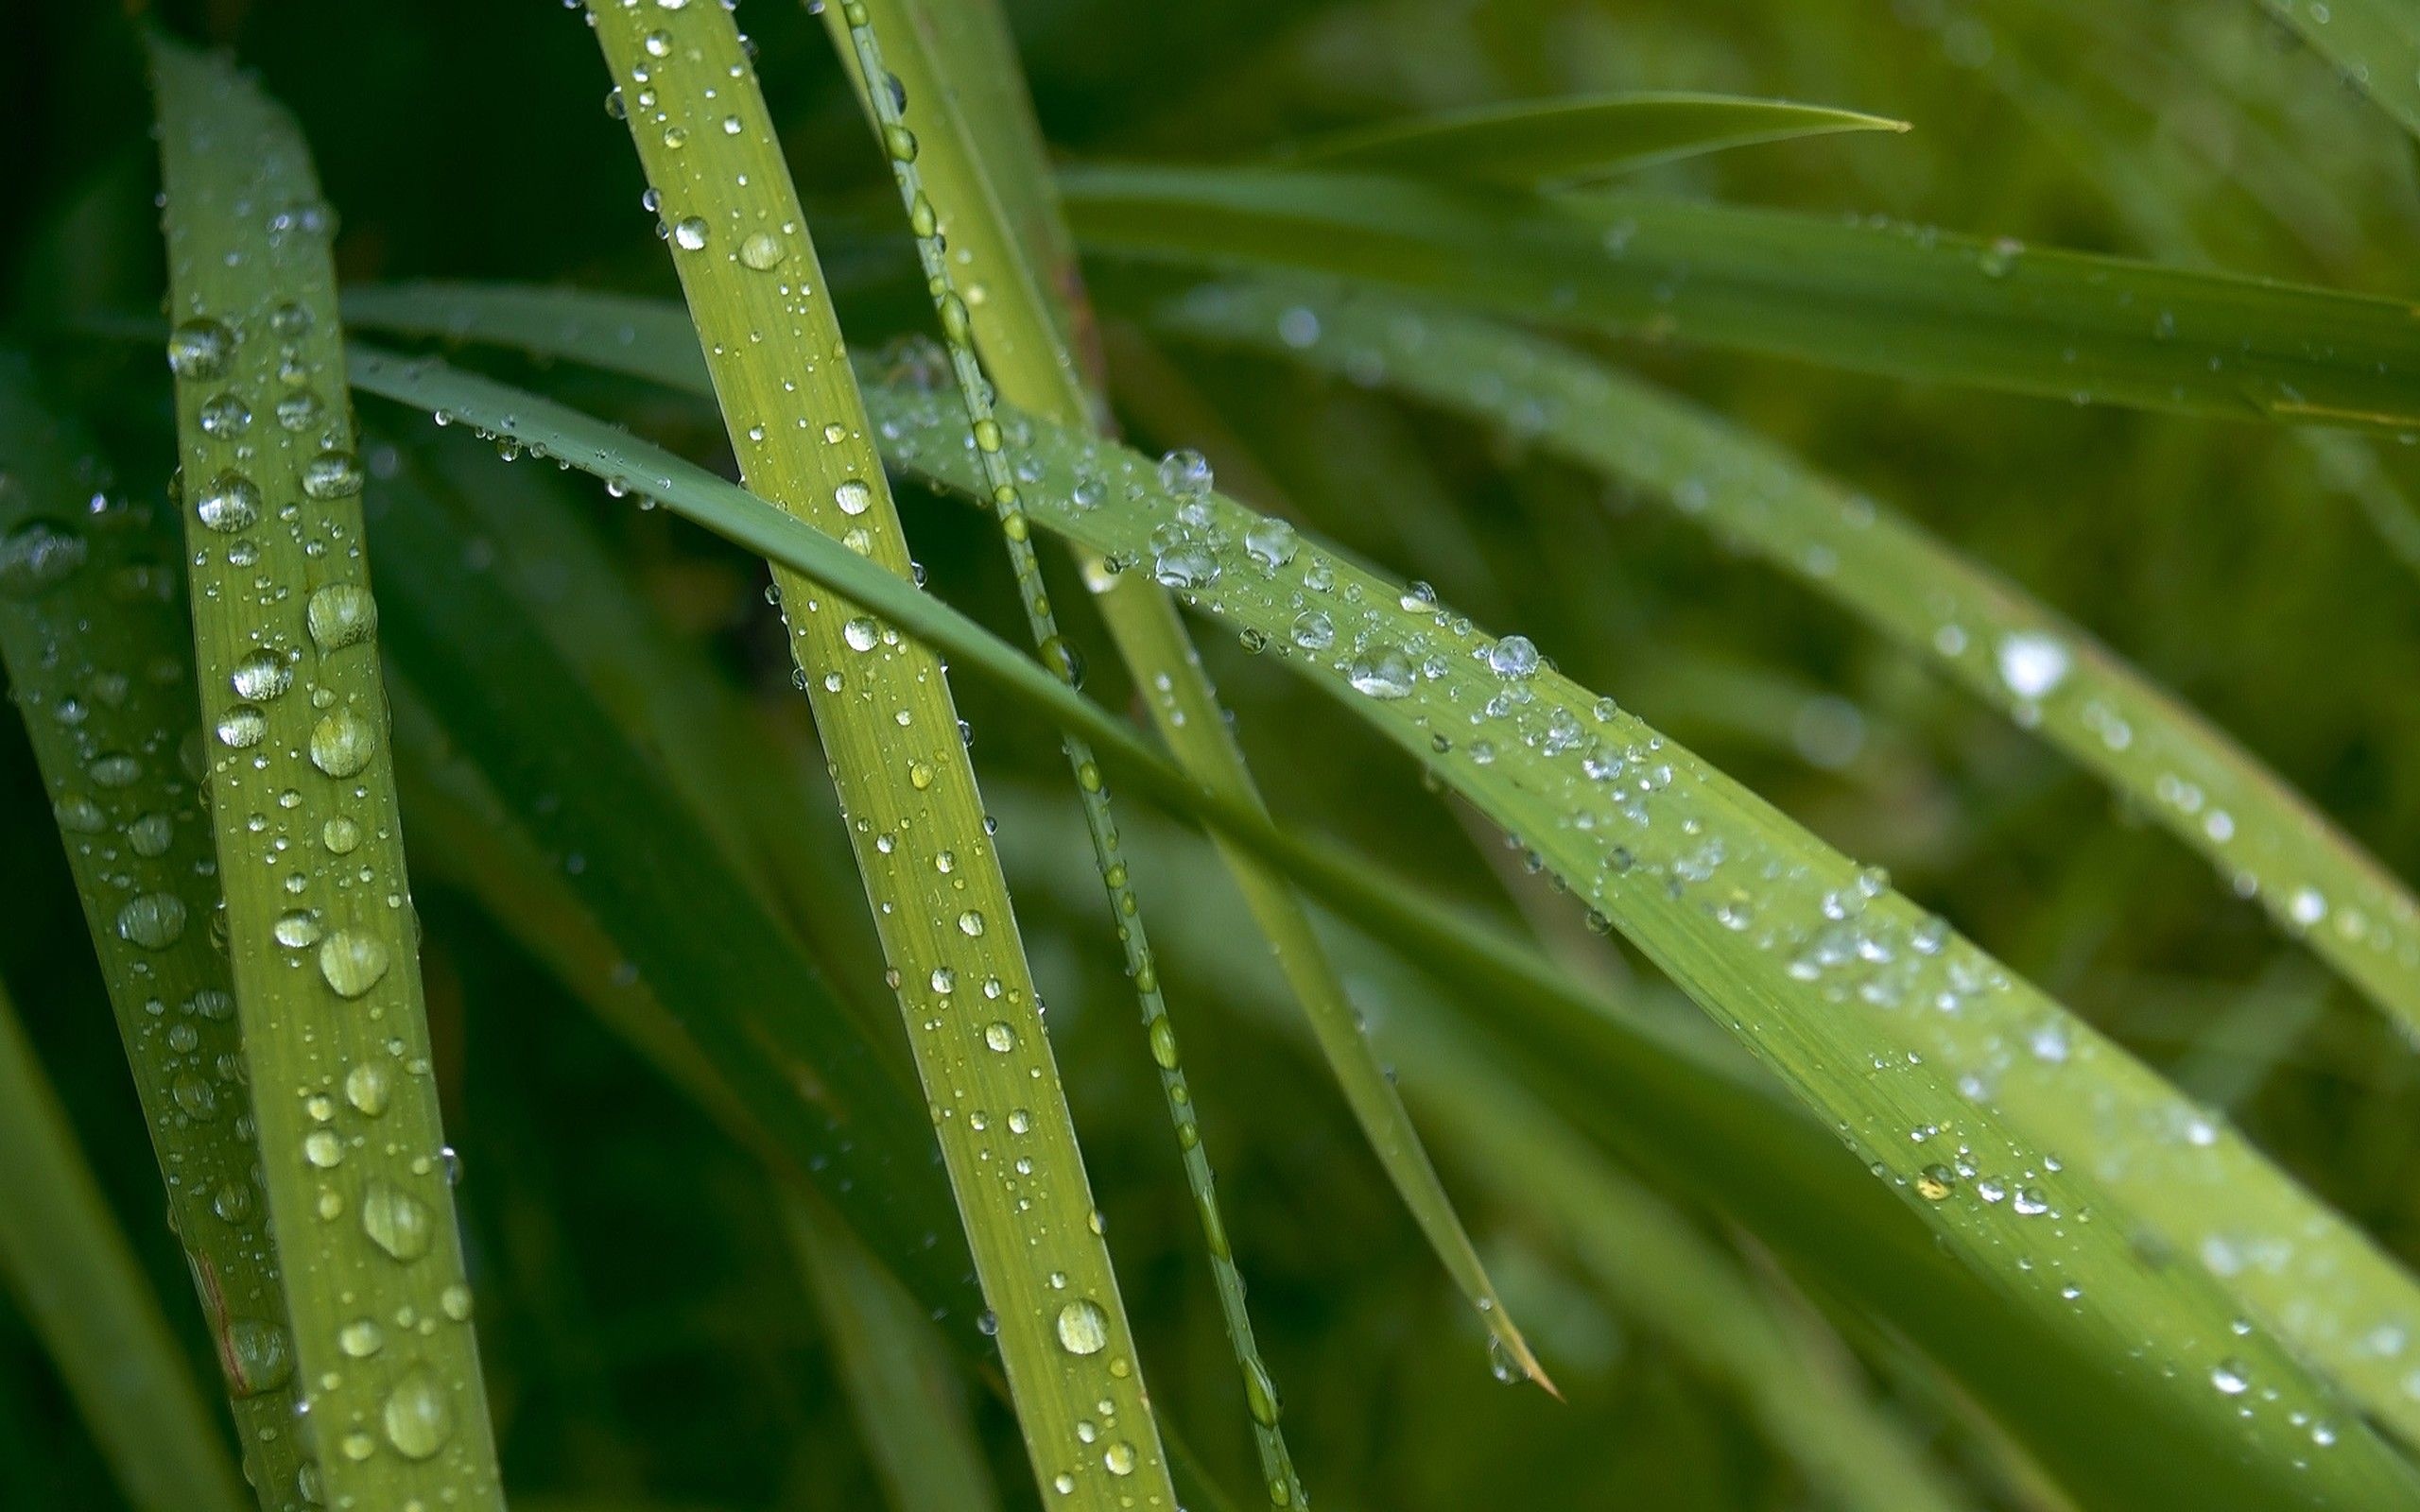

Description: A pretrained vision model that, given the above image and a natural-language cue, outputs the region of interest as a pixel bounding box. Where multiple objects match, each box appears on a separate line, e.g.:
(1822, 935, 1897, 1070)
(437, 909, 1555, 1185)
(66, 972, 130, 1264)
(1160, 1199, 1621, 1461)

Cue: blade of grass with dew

(1059, 164, 2420, 430)
(148, 34, 503, 1507)
(830, 9, 1318, 1492)
(988, 783, 1971, 1512)
(341, 343, 2420, 1506)
(0, 356, 309, 1510)
(1154, 278, 2420, 1042)
(578, 7, 1175, 1503)
(1279, 93, 1910, 187)
(0, 974, 248, 1512)
(361, 430, 971, 1318)
(2261, 0, 2420, 145)
(783, 1194, 1003, 1512)
(812, 0, 1550, 1393)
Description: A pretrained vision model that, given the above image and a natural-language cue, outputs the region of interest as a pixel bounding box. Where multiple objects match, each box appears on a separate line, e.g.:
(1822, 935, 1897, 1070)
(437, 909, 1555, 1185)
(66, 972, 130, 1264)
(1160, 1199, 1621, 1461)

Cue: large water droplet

(1156, 449, 1213, 497)
(194, 472, 261, 532)
(301, 451, 363, 501)
(1487, 635, 1540, 679)
(381, 1369, 453, 1460)
(359, 1178, 433, 1261)
(231, 650, 293, 701)
(308, 709, 375, 777)
(167, 318, 234, 381)
(672, 216, 710, 251)
(739, 232, 786, 270)
(223, 1319, 294, 1396)
(306, 584, 378, 650)
(116, 892, 188, 949)
(1055, 1298, 1109, 1356)
(319, 930, 390, 999)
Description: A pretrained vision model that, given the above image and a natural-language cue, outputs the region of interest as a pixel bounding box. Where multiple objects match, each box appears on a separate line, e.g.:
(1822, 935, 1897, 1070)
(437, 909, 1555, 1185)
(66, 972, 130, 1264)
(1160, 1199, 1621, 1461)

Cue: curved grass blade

(784, 1195, 1002, 1512)
(0, 357, 310, 1509)
(838, 0, 1557, 1393)
(148, 34, 503, 1507)
(579, 6, 1174, 1503)
(1280, 93, 1910, 187)
(1058, 164, 2420, 430)
(340, 342, 2420, 1505)
(991, 786, 1971, 1512)
(1155, 278, 2420, 1045)
(0, 974, 249, 1512)
(2262, 0, 2420, 145)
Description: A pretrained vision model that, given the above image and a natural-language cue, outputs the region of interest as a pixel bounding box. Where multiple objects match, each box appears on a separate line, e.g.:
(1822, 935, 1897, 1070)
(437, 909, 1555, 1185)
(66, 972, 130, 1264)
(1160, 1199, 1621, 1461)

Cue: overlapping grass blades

(1155, 277, 2420, 1040)
(0, 976, 247, 1512)
(990, 787, 1969, 1512)
(1059, 163, 2420, 429)
(1281, 93, 1909, 185)
(827, 6, 1312, 1495)
(0, 358, 305, 1509)
(2262, 0, 2420, 144)
(339, 340, 2420, 1507)
(824, 0, 1548, 1397)
(579, 4, 1173, 1503)
(148, 34, 501, 1509)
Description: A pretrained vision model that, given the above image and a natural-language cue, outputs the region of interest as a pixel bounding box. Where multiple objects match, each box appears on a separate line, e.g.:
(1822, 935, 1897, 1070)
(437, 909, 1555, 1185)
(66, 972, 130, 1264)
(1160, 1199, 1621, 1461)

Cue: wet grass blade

(0, 356, 308, 1509)
(147, 33, 503, 1507)
(1059, 164, 2420, 430)
(1155, 279, 2420, 1044)
(828, 9, 1315, 1495)
(339, 341, 2420, 1505)
(990, 785, 1971, 1512)
(1280, 93, 1910, 186)
(0, 974, 249, 1512)
(579, 5, 1174, 1503)
(784, 1195, 1003, 1512)
(2261, 0, 2420, 144)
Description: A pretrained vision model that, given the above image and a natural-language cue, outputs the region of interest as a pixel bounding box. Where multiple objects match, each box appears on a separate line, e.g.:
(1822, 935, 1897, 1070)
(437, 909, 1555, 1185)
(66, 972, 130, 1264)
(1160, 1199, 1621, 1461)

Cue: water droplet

(322, 816, 361, 853)
(224, 1319, 293, 1396)
(359, 1178, 433, 1261)
(1156, 449, 1213, 496)
(833, 478, 873, 516)
(1996, 631, 2070, 701)
(344, 1061, 392, 1116)
(1488, 635, 1540, 679)
(216, 704, 268, 748)
(1103, 1442, 1136, 1476)
(441, 1283, 473, 1322)
(301, 451, 363, 500)
(1243, 517, 1298, 569)
(302, 1129, 344, 1168)
(740, 231, 786, 270)
(0, 519, 89, 597)
(231, 650, 293, 701)
(983, 1021, 1017, 1053)
(319, 930, 390, 999)
(1347, 649, 1415, 699)
(1915, 1164, 1955, 1201)
(842, 616, 880, 652)
(958, 909, 985, 937)
(274, 909, 324, 949)
(167, 318, 233, 381)
(309, 709, 375, 777)
(199, 392, 252, 437)
(338, 1318, 385, 1358)
(306, 584, 378, 650)
(1148, 1018, 1178, 1070)
(672, 216, 710, 251)
(194, 471, 261, 532)
(1056, 1298, 1109, 1355)
(382, 1369, 453, 1460)
(275, 390, 323, 433)
(2213, 1358, 2251, 1396)
(116, 892, 188, 949)
(1244, 1357, 1282, 1426)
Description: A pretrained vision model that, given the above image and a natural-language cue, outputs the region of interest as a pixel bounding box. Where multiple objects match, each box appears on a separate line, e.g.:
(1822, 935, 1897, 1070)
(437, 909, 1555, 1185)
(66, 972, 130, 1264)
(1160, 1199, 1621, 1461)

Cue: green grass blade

(0, 975, 248, 1512)
(1059, 164, 2420, 430)
(1156, 279, 2420, 1045)
(2261, 0, 2420, 144)
(825, 0, 1549, 1395)
(992, 786, 1971, 1512)
(340, 341, 2420, 1505)
(784, 1195, 1003, 1512)
(579, 6, 1174, 1503)
(1281, 92, 1910, 187)
(0, 356, 309, 1510)
(829, 8, 1316, 1495)
(147, 33, 504, 1507)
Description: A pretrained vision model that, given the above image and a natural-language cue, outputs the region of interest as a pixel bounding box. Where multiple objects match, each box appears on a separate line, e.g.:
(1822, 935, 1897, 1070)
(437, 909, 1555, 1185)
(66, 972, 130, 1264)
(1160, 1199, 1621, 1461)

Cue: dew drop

(167, 318, 234, 381)
(115, 892, 188, 949)
(359, 1178, 434, 1261)
(319, 930, 390, 999)
(194, 471, 262, 532)
(0, 519, 89, 597)
(672, 216, 710, 251)
(1055, 1298, 1109, 1356)
(308, 709, 375, 778)
(381, 1370, 453, 1461)
(306, 584, 378, 650)
(231, 650, 293, 701)
(739, 231, 786, 270)
(301, 451, 364, 501)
